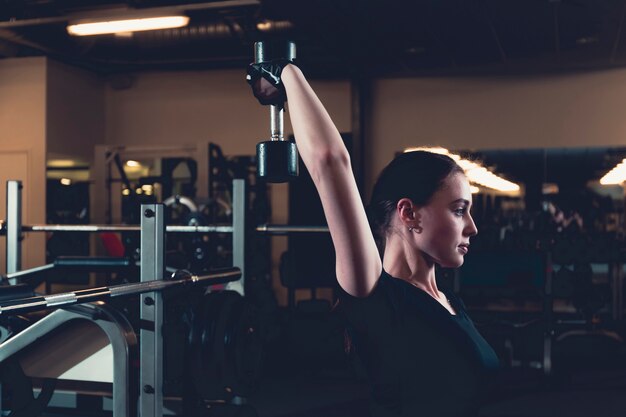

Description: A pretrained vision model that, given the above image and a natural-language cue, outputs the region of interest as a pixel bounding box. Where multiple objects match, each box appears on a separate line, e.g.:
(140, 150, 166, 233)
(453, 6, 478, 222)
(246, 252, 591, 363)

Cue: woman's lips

(458, 244, 469, 255)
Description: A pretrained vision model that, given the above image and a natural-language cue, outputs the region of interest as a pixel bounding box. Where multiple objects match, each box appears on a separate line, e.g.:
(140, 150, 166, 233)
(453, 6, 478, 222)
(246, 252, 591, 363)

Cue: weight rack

(0, 179, 248, 417)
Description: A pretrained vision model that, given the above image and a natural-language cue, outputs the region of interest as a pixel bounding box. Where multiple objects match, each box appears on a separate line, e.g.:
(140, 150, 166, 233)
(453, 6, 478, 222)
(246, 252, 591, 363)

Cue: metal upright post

(139, 205, 165, 417)
(3, 181, 23, 414)
(6, 180, 22, 282)
(542, 251, 553, 376)
(229, 179, 246, 295)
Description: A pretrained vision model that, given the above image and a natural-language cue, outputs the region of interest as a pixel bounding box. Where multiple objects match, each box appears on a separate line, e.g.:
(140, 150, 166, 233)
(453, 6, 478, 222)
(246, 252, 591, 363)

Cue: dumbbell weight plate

(254, 40, 296, 63)
(189, 291, 263, 401)
(256, 141, 299, 183)
(187, 291, 223, 400)
(207, 292, 263, 398)
(225, 297, 263, 397)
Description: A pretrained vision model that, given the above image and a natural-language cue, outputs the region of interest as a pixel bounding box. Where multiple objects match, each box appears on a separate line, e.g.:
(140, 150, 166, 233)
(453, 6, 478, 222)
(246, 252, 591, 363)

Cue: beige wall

(47, 60, 105, 162)
(0, 57, 47, 270)
(103, 69, 351, 153)
(368, 69, 626, 191)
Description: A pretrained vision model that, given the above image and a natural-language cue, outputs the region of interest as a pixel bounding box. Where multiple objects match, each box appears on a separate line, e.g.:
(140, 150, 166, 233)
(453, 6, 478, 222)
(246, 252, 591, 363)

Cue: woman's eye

(454, 208, 467, 216)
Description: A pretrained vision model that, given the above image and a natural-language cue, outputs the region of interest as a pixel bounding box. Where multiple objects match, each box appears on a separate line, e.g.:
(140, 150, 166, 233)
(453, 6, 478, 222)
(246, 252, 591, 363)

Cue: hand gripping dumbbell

(252, 41, 299, 183)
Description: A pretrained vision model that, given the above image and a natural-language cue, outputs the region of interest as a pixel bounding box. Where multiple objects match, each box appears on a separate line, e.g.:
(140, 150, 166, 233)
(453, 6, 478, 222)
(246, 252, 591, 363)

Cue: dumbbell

(254, 41, 299, 183)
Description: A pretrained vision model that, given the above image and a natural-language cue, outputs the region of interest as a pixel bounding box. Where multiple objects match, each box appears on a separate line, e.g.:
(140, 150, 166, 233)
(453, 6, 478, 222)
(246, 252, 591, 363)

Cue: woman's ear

(396, 198, 423, 233)
(397, 198, 419, 226)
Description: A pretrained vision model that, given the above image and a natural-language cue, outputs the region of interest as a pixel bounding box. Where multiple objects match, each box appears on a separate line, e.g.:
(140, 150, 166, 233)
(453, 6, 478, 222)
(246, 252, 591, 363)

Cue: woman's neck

(382, 237, 440, 297)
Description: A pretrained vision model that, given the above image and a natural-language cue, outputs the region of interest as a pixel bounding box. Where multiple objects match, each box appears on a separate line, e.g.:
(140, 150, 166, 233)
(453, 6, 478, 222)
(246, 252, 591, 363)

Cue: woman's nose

(465, 214, 478, 237)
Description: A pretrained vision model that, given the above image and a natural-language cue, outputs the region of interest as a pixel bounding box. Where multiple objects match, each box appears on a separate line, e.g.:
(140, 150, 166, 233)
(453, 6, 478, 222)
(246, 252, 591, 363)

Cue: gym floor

(35, 355, 626, 417)
(247, 368, 626, 417)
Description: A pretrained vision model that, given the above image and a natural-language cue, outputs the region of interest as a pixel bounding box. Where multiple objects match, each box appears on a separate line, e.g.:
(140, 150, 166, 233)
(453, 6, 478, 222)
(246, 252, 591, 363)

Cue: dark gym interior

(1, 1, 626, 416)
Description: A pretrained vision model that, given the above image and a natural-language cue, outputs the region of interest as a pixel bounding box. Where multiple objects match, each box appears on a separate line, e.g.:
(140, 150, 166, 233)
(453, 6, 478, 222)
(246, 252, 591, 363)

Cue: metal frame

(6, 180, 22, 281)
(229, 179, 245, 295)
(542, 251, 553, 376)
(139, 204, 165, 417)
(0, 302, 136, 417)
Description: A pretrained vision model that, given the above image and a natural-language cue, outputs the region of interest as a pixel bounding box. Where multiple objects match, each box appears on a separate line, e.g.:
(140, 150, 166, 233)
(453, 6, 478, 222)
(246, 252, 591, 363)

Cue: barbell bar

(0, 221, 329, 234)
(256, 224, 329, 234)
(0, 267, 241, 316)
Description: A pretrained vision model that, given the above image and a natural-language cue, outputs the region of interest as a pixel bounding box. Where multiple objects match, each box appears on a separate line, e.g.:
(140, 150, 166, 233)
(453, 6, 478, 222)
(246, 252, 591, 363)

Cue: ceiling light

(48, 159, 79, 168)
(126, 160, 141, 167)
(600, 158, 626, 185)
(67, 16, 189, 36)
(256, 19, 294, 32)
(404, 147, 520, 194)
(542, 183, 559, 195)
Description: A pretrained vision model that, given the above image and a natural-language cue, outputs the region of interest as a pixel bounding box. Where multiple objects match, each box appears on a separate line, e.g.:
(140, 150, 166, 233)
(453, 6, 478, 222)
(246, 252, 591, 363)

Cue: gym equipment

(0, 300, 137, 417)
(186, 290, 263, 402)
(256, 224, 328, 234)
(1, 220, 329, 235)
(1, 256, 136, 287)
(0, 223, 235, 234)
(3, 179, 247, 296)
(0, 180, 252, 417)
(252, 41, 299, 183)
(0, 268, 240, 316)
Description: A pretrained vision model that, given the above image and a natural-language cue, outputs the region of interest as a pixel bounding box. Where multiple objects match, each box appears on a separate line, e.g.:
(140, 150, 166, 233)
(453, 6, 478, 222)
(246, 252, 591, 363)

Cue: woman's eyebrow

(449, 198, 470, 206)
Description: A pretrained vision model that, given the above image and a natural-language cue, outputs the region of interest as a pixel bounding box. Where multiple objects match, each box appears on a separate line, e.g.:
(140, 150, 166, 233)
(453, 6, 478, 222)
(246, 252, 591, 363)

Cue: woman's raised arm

(279, 64, 381, 297)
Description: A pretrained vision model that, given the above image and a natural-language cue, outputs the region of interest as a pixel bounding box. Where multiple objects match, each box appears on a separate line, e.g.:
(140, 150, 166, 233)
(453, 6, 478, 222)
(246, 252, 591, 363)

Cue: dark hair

(367, 151, 464, 249)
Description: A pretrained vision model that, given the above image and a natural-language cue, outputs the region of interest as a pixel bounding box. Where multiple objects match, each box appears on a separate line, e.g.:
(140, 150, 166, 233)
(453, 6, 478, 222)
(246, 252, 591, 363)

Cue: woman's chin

(438, 257, 464, 269)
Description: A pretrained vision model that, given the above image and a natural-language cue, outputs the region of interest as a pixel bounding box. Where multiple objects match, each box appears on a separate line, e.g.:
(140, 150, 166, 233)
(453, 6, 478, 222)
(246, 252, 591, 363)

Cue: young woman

(248, 62, 500, 417)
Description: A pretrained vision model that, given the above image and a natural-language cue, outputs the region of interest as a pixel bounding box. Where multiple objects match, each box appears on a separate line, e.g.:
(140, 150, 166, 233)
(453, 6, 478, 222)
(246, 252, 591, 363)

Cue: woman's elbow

(310, 148, 351, 176)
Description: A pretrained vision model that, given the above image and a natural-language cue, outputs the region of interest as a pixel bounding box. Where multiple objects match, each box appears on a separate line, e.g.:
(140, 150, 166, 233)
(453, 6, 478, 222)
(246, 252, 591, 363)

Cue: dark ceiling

(2, 0, 626, 77)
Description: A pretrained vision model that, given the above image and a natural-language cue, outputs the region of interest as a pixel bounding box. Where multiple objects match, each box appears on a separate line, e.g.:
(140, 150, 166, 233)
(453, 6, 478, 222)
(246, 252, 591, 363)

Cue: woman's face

(416, 173, 478, 268)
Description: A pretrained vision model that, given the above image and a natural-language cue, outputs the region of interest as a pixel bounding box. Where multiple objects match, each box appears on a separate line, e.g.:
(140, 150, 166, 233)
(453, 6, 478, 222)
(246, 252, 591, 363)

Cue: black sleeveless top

(339, 270, 500, 417)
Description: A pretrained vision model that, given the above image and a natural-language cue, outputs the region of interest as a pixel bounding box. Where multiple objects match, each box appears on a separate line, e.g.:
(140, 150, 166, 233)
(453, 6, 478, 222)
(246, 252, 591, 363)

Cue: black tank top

(339, 270, 500, 417)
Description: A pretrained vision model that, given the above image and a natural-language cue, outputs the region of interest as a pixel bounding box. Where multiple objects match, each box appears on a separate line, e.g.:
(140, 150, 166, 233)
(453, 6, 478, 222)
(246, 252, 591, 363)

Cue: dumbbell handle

(270, 105, 284, 141)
